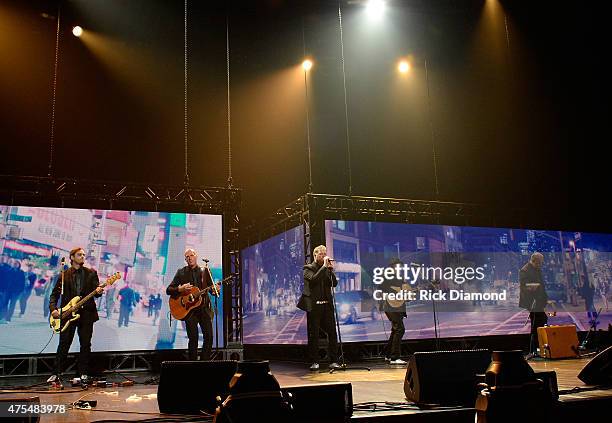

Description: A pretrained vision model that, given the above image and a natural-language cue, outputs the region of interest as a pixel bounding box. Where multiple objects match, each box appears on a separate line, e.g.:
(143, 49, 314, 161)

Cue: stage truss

(243, 192, 544, 263)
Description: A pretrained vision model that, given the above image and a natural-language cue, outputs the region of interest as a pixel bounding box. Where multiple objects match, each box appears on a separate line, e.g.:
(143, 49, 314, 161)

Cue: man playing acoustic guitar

(380, 258, 409, 365)
(49, 247, 104, 383)
(166, 248, 218, 361)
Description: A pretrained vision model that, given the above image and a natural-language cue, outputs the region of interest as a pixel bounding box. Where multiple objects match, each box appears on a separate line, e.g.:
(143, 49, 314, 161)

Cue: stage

(1, 355, 611, 422)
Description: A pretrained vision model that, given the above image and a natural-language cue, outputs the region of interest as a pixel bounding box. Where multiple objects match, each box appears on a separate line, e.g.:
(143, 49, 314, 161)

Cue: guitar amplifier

(537, 325, 579, 359)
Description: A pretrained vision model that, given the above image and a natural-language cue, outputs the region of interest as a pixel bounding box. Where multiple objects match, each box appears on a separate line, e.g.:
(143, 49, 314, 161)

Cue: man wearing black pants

(167, 248, 217, 361)
(381, 259, 407, 365)
(50, 248, 104, 382)
(302, 245, 340, 371)
(519, 252, 548, 359)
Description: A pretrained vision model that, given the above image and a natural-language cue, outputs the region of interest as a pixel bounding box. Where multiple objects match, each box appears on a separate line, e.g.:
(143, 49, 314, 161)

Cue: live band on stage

(44, 243, 564, 385)
(45, 246, 231, 385)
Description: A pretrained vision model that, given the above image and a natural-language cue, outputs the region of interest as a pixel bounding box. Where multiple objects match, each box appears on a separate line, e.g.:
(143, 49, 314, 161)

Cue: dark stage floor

(0, 356, 610, 422)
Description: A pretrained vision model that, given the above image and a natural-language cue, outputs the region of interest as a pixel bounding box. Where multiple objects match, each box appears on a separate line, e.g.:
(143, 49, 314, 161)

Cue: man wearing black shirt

(519, 252, 548, 358)
(302, 245, 340, 371)
(50, 247, 104, 381)
(381, 258, 407, 365)
(167, 248, 217, 360)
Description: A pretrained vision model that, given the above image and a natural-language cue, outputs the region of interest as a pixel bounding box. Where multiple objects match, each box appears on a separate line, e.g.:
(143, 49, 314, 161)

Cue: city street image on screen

(241, 220, 612, 344)
(242, 226, 306, 344)
(0, 205, 223, 355)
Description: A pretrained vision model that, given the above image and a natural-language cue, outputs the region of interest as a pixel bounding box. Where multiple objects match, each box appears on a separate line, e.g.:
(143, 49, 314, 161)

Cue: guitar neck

(65, 286, 101, 315)
(195, 283, 217, 298)
(191, 278, 229, 298)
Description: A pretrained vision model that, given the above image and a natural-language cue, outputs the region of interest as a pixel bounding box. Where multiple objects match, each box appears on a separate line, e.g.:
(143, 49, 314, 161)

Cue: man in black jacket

(302, 245, 340, 371)
(166, 248, 217, 360)
(50, 247, 104, 381)
(381, 258, 408, 365)
(519, 252, 548, 358)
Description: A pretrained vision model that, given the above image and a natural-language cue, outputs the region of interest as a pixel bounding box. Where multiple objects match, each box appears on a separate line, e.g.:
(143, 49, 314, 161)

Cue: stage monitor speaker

(578, 345, 612, 385)
(281, 382, 352, 421)
(157, 360, 237, 414)
(404, 349, 491, 406)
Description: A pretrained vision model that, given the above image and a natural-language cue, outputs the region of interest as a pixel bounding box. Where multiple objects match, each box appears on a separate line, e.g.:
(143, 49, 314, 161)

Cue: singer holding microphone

(49, 248, 104, 383)
(299, 245, 340, 371)
(166, 248, 217, 360)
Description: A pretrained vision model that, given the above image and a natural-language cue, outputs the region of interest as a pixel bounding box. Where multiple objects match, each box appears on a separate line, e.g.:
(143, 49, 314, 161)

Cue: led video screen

(242, 225, 306, 344)
(325, 220, 612, 342)
(0, 205, 223, 355)
(241, 220, 611, 344)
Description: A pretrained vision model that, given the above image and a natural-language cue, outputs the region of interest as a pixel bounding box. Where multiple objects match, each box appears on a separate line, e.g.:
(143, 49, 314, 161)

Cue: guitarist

(49, 247, 104, 382)
(166, 248, 217, 360)
(380, 258, 408, 365)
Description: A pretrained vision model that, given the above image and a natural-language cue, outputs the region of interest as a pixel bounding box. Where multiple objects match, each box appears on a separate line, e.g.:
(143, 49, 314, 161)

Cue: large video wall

(242, 225, 305, 344)
(0, 205, 223, 355)
(241, 220, 612, 344)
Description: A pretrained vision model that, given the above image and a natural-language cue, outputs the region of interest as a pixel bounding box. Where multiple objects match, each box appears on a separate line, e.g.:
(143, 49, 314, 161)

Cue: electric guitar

(169, 275, 233, 320)
(49, 272, 122, 333)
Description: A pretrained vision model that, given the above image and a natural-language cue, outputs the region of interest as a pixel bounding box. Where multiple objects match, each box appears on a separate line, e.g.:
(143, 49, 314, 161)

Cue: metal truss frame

(242, 191, 541, 262)
(0, 352, 154, 378)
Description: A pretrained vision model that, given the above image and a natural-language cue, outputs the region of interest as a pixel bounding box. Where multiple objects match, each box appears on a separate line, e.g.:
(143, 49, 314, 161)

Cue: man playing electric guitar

(166, 248, 219, 361)
(49, 247, 104, 383)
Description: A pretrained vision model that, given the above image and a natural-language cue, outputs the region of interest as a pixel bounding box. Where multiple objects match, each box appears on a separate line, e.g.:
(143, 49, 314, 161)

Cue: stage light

(72, 26, 83, 37)
(302, 59, 313, 71)
(366, 0, 386, 19)
(398, 60, 410, 74)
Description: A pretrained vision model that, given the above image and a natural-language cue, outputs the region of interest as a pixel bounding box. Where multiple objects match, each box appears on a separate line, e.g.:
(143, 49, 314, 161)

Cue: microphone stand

(203, 260, 220, 359)
(523, 298, 538, 359)
(579, 306, 603, 352)
(48, 261, 66, 387)
(425, 279, 441, 351)
(329, 264, 370, 374)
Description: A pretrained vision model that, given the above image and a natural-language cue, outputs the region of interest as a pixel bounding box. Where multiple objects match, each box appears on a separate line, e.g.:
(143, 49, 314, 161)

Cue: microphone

(202, 258, 210, 263)
(60, 257, 66, 265)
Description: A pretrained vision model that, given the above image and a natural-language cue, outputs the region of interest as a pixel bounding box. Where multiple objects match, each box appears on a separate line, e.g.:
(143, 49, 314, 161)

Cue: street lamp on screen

(302, 59, 313, 72)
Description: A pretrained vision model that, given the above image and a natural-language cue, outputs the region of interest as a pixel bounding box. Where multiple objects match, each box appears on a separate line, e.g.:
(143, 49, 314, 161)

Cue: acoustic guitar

(386, 283, 413, 308)
(49, 272, 122, 333)
(169, 275, 233, 320)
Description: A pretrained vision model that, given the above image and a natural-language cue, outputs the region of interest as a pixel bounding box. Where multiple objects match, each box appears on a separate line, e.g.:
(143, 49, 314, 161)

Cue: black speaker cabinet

(404, 349, 491, 406)
(157, 360, 237, 414)
(281, 382, 352, 421)
(578, 345, 612, 385)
